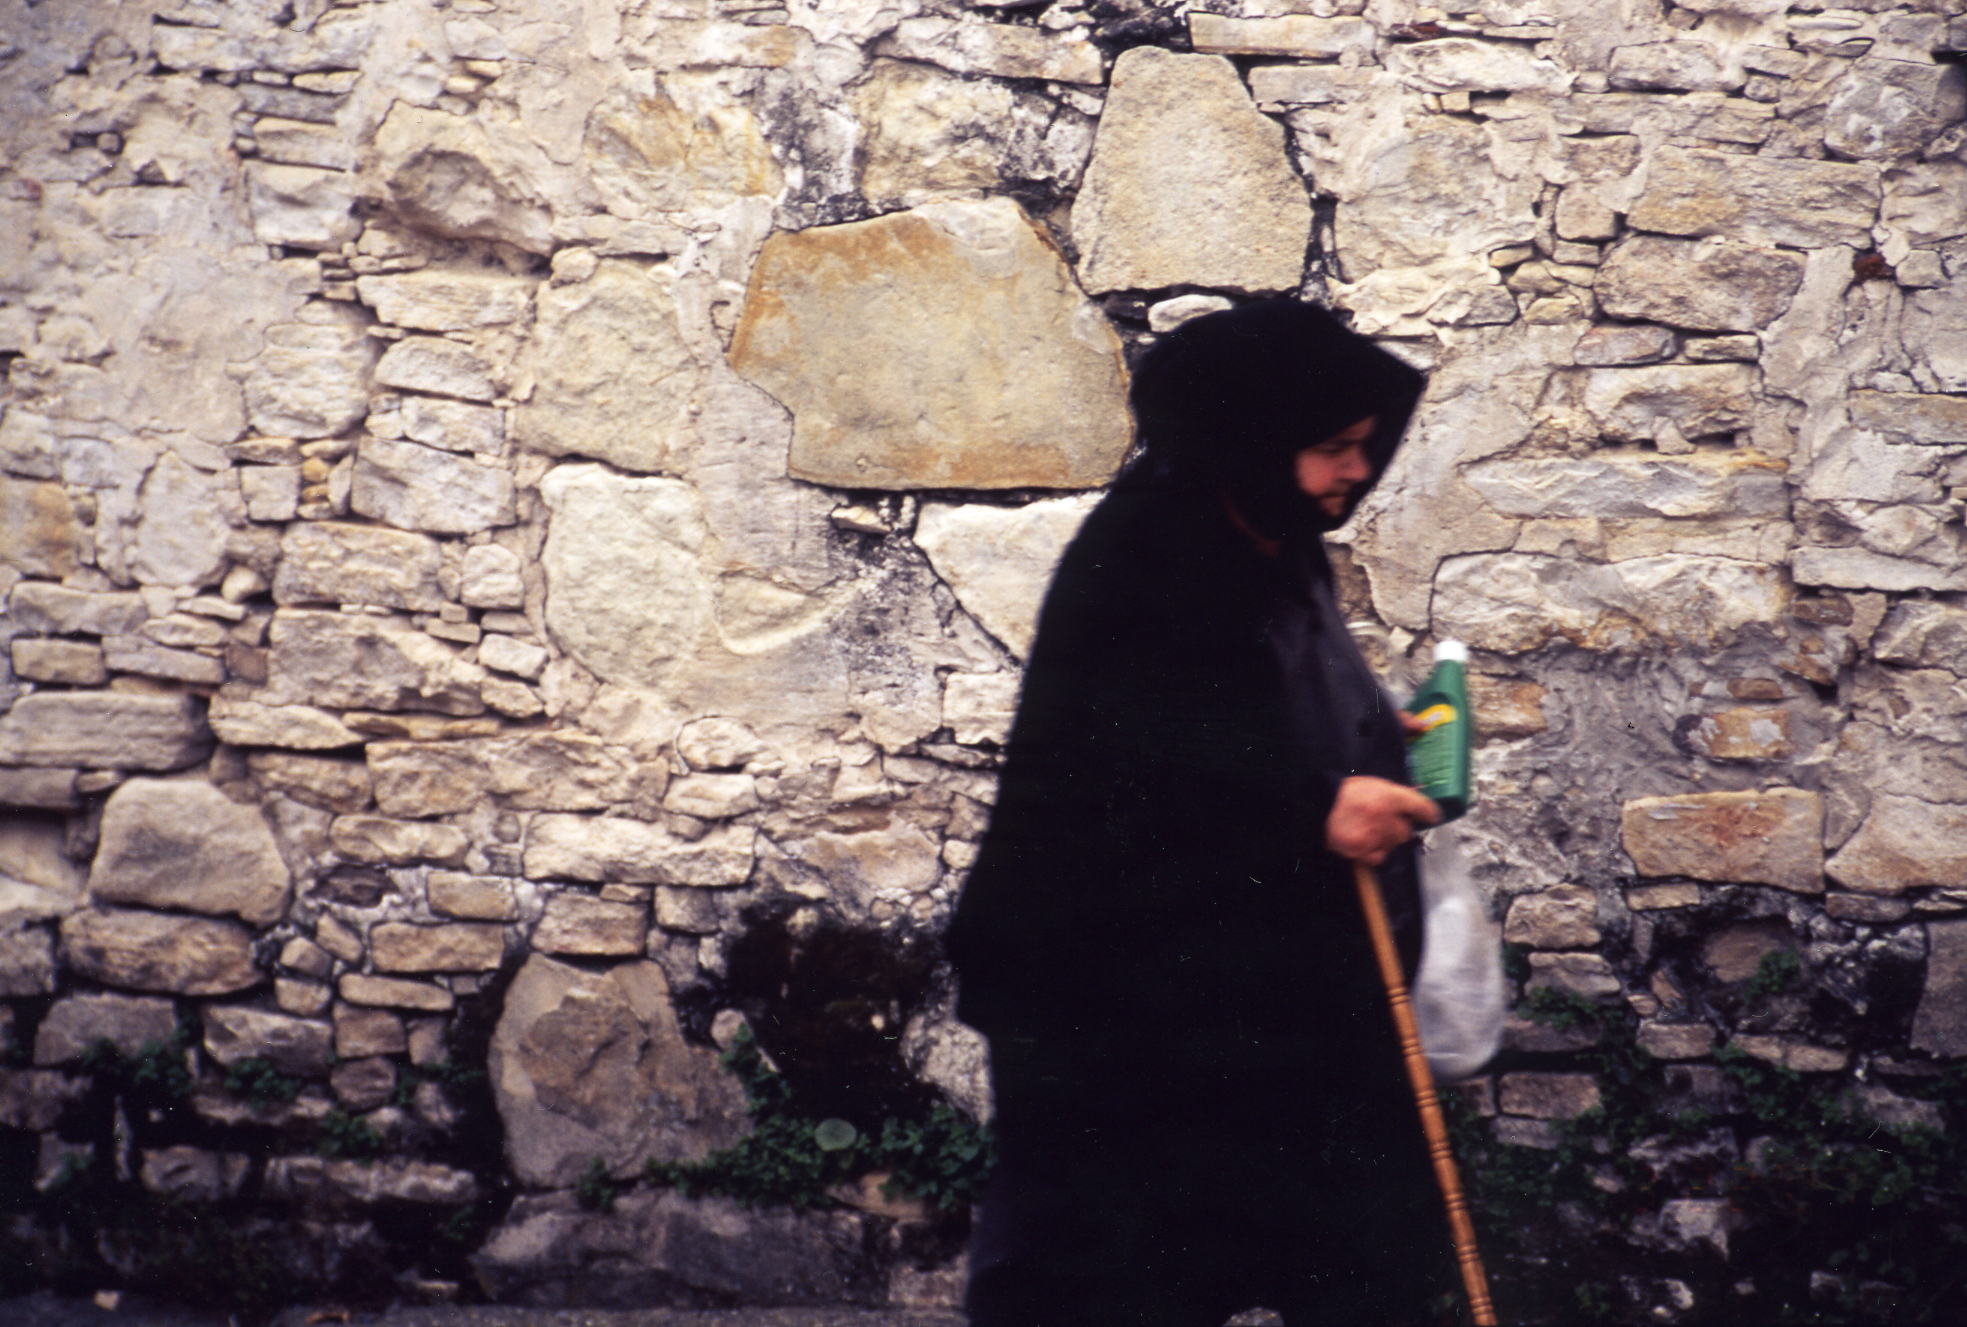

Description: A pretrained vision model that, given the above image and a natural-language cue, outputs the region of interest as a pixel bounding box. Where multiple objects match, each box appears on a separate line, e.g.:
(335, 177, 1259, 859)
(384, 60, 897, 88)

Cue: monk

(946, 300, 1454, 1326)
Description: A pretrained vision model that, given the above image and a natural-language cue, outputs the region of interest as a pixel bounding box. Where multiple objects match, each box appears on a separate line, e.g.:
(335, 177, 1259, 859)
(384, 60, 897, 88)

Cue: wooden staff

(1353, 860, 1498, 1327)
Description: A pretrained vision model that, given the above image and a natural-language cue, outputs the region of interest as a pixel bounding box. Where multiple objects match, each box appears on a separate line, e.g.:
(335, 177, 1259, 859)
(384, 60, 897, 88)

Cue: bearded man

(946, 300, 1454, 1327)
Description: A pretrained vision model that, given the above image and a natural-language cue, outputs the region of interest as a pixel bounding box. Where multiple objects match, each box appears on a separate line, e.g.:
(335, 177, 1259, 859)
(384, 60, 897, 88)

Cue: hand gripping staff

(1356, 640, 1497, 1326)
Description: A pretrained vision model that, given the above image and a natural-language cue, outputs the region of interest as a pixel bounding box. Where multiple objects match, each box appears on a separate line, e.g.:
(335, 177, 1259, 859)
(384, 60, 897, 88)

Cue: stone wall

(2, 0, 1965, 1319)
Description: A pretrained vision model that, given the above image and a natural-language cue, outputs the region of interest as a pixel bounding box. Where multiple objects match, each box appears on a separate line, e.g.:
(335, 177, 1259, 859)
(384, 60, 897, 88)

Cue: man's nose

(1338, 444, 1371, 482)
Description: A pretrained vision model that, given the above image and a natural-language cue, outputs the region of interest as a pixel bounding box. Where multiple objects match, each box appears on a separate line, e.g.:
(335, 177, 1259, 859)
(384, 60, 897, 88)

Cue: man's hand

(1325, 775, 1440, 866)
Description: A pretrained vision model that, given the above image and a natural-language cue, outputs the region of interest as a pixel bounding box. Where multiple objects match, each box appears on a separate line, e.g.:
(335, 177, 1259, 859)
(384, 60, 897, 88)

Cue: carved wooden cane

(1353, 860, 1499, 1327)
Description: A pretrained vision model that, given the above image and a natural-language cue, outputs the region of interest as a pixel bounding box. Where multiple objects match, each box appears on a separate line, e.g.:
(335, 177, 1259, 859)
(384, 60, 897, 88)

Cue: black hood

(1122, 300, 1426, 538)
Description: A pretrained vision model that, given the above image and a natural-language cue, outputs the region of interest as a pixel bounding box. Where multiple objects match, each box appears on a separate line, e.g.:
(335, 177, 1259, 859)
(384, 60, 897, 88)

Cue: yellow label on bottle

(1410, 703, 1457, 734)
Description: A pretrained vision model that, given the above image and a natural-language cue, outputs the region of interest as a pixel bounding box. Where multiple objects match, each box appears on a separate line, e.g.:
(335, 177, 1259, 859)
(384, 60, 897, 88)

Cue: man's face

(1294, 415, 1378, 519)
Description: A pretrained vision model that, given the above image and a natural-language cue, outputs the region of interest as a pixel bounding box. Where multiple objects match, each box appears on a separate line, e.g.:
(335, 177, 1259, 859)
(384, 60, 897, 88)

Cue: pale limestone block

(1637, 1022, 1716, 1060)
(11, 639, 107, 685)
(852, 61, 1020, 206)
(279, 936, 334, 980)
(8, 584, 147, 635)
(1571, 325, 1676, 367)
(0, 928, 57, 996)
(370, 104, 555, 255)
(1527, 952, 1621, 999)
(479, 633, 548, 680)
(1248, 64, 1393, 107)
(1879, 163, 1967, 255)
(488, 956, 747, 1185)
(245, 162, 360, 250)
(274, 520, 447, 611)
(0, 769, 81, 811)
(661, 774, 759, 820)
(1847, 391, 1967, 445)
(244, 322, 375, 440)
(334, 1004, 407, 1059)
(338, 973, 454, 1012)
(1824, 60, 1966, 161)
(1385, 37, 1569, 93)
(0, 476, 83, 578)
(0, 817, 85, 928)
(582, 84, 781, 219)
(331, 1056, 396, 1109)
(1912, 919, 1967, 1057)
(202, 1005, 333, 1075)
(538, 466, 709, 689)
(355, 271, 535, 332)
(1628, 147, 1880, 250)
(60, 909, 261, 995)
(371, 922, 504, 973)
(33, 993, 179, 1065)
(1627, 883, 1701, 910)
(330, 816, 470, 866)
(0, 693, 210, 771)
(373, 337, 498, 403)
(1304, 107, 1540, 280)
(1682, 708, 1793, 762)
(731, 199, 1130, 488)
(1554, 188, 1618, 242)
(1499, 1071, 1602, 1119)
(1147, 294, 1235, 333)
(1597, 235, 1805, 334)
(368, 732, 635, 816)
(265, 610, 488, 716)
(460, 543, 526, 609)
(779, 819, 941, 913)
(400, 397, 506, 458)
(1433, 553, 1788, 654)
(140, 1147, 250, 1203)
(510, 260, 697, 475)
(943, 671, 1021, 748)
(1607, 40, 1737, 92)
(628, 18, 810, 70)
(1189, 13, 1374, 58)
(209, 696, 364, 750)
(237, 464, 300, 522)
(315, 916, 363, 964)
(1874, 602, 1967, 674)
(248, 752, 370, 813)
(1727, 1035, 1848, 1073)
(1792, 545, 1967, 594)
(1825, 893, 1910, 924)
(676, 717, 765, 772)
(1567, 363, 1759, 443)
(102, 636, 225, 685)
(524, 815, 755, 887)
(533, 893, 648, 956)
(913, 496, 1098, 659)
(90, 779, 290, 926)
(1464, 451, 1787, 520)
(1827, 796, 1967, 895)
(428, 872, 518, 921)
(1503, 886, 1601, 949)
(1621, 789, 1823, 892)
(876, 16, 1103, 83)
(1071, 48, 1310, 294)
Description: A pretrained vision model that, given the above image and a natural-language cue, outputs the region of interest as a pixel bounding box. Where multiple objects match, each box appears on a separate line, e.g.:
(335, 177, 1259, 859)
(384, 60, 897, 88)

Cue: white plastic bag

(1413, 823, 1506, 1081)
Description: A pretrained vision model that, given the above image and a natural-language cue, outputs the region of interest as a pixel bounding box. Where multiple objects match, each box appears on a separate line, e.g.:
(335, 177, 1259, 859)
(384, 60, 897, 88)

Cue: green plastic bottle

(1406, 640, 1472, 823)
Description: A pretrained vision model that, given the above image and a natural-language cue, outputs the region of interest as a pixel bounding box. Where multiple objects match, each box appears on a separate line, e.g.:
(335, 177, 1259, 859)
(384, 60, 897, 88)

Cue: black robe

(945, 401, 1451, 1323)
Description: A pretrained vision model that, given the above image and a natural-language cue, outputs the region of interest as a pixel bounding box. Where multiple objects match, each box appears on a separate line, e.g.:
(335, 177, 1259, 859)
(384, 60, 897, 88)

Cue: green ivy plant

(222, 1056, 303, 1104)
(644, 1025, 994, 1213)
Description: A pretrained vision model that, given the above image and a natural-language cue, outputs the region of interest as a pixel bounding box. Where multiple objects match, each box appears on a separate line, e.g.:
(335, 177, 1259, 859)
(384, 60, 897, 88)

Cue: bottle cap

(1434, 640, 1468, 663)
